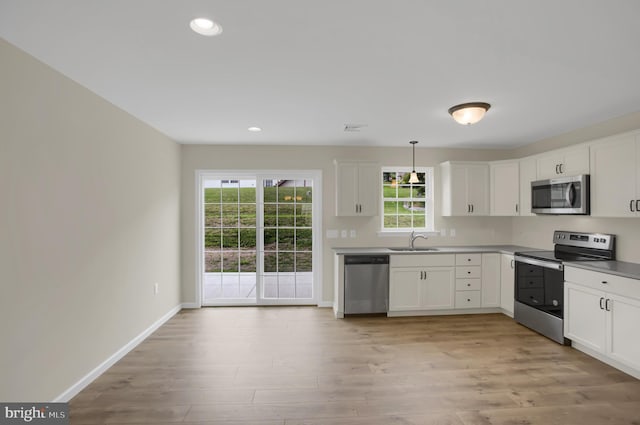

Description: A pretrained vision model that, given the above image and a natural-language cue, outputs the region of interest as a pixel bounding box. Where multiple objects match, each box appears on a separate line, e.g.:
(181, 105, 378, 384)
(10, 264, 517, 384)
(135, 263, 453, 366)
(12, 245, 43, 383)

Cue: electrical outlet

(154, 282, 159, 295)
(341, 229, 347, 238)
(349, 229, 356, 238)
(440, 229, 447, 237)
(450, 229, 456, 237)
(326, 229, 339, 239)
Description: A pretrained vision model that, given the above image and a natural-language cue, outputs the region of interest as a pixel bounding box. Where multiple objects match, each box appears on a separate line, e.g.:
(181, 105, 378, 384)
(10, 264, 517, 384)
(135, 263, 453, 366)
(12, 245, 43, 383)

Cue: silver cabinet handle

(605, 298, 611, 312)
(601, 281, 608, 285)
(515, 204, 519, 213)
(600, 297, 605, 310)
(470, 204, 474, 213)
(631, 200, 635, 213)
(467, 204, 471, 213)
(637, 200, 640, 212)
(510, 259, 514, 269)
(559, 163, 564, 174)
(555, 164, 559, 174)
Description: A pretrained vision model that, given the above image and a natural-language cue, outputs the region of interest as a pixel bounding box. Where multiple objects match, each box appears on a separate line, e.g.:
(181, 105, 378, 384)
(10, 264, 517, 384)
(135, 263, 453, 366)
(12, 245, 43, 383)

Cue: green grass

(203, 184, 314, 273)
(204, 186, 313, 203)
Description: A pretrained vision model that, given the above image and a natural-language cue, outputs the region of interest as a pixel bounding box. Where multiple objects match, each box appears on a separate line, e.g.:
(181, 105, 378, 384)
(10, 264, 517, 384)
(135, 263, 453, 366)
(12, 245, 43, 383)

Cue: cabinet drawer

(456, 253, 482, 266)
(456, 279, 481, 291)
(565, 266, 640, 301)
(517, 276, 544, 289)
(391, 254, 455, 268)
(456, 266, 481, 279)
(455, 291, 481, 308)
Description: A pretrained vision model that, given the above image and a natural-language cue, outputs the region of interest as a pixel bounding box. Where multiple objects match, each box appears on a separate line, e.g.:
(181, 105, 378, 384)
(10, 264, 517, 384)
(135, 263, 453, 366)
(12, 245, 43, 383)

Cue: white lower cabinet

(500, 254, 515, 316)
(564, 283, 607, 352)
(564, 266, 640, 377)
(389, 267, 455, 311)
(481, 253, 500, 307)
(389, 253, 502, 313)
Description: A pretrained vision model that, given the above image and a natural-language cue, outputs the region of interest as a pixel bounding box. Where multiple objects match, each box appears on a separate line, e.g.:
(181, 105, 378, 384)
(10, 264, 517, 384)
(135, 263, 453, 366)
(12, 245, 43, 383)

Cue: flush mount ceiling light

(189, 17, 223, 36)
(248, 126, 262, 132)
(409, 140, 420, 183)
(448, 102, 491, 125)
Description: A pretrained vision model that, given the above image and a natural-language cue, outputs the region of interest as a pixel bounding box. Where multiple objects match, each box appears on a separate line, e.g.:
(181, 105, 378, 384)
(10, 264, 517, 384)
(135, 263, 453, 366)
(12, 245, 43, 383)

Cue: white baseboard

(53, 304, 182, 402)
(317, 301, 333, 308)
(181, 302, 200, 309)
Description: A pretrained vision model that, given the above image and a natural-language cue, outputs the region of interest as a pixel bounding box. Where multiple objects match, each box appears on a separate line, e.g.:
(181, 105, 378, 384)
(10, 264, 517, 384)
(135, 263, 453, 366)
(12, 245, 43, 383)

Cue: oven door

(531, 175, 589, 214)
(514, 257, 564, 318)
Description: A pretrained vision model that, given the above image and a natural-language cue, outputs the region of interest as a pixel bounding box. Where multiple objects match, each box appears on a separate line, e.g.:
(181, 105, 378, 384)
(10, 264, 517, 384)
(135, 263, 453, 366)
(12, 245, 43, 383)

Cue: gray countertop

(564, 260, 640, 281)
(333, 245, 540, 256)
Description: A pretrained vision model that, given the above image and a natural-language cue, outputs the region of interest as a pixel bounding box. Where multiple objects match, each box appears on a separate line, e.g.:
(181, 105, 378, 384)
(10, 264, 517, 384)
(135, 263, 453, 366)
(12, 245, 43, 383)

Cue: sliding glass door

(200, 172, 319, 306)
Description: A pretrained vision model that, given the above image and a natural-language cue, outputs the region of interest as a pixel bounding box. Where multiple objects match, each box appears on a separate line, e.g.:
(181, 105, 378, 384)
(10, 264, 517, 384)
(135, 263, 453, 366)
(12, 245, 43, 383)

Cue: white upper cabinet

(536, 145, 590, 180)
(334, 160, 379, 216)
(590, 134, 640, 217)
(490, 160, 519, 216)
(441, 161, 489, 216)
(518, 157, 537, 216)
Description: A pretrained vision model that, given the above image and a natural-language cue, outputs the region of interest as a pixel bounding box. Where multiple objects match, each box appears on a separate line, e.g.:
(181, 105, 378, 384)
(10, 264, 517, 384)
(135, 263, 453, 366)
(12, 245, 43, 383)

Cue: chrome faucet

(410, 230, 428, 249)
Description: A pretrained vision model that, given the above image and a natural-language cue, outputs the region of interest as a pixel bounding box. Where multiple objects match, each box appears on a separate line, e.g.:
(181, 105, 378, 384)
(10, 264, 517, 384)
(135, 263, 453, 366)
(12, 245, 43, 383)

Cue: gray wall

(509, 111, 640, 262)
(0, 39, 182, 401)
(180, 145, 515, 305)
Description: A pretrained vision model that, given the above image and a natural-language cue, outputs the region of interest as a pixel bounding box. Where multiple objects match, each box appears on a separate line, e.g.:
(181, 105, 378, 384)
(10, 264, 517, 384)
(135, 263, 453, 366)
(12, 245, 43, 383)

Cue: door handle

(565, 183, 575, 206)
(605, 298, 611, 312)
(599, 297, 605, 310)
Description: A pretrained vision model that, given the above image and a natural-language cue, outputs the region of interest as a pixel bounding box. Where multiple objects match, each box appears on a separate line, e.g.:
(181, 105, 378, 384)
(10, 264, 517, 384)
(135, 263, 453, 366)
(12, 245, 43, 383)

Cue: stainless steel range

(514, 230, 615, 344)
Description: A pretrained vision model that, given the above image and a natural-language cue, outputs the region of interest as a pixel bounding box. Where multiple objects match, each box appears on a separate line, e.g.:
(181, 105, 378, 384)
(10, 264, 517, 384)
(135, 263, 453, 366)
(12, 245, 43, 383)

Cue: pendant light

(448, 102, 491, 125)
(409, 140, 419, 183)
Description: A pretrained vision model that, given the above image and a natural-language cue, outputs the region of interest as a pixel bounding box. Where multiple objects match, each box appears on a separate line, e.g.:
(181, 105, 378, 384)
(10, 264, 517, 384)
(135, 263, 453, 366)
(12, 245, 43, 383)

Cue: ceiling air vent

(343, 124, 368, 132)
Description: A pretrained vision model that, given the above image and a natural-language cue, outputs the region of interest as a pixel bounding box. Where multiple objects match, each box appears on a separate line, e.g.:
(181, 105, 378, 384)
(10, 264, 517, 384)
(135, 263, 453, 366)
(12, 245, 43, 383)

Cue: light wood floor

(70, 308, 640, 424)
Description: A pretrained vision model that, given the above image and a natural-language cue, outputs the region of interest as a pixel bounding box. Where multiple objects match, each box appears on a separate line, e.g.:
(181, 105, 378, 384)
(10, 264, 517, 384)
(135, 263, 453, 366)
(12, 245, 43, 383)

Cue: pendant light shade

(448, 102, 491, 125)
(409, 141, 419, 183)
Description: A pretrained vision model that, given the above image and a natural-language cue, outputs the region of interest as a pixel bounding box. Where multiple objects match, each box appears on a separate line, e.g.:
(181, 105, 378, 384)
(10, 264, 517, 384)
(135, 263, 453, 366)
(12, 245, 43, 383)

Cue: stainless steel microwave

(531, 175, 590, 215)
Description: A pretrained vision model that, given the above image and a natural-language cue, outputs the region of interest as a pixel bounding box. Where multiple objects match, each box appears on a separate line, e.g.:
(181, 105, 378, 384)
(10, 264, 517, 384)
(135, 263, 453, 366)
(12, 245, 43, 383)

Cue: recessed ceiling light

(189, 18, 222, 36)
(248, 126, 262, 132)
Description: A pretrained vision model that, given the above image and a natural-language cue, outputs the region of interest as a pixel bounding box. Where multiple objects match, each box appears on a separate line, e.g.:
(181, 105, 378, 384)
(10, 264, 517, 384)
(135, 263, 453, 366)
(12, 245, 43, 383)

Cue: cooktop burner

(515, 250, 610, 263)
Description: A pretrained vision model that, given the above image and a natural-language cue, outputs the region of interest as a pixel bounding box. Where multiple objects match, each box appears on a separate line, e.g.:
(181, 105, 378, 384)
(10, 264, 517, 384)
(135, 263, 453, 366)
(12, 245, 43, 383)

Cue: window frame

(380, 166, 435, 233)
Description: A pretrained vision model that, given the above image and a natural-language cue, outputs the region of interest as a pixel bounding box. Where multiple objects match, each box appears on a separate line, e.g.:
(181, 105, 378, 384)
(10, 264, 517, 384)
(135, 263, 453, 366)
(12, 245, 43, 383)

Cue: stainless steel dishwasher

(344, 255, 389, 314)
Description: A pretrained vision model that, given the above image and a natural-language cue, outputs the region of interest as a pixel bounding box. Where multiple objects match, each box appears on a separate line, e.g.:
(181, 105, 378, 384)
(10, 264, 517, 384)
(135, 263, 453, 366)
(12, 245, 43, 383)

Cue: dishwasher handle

(344, 255, 389, 265)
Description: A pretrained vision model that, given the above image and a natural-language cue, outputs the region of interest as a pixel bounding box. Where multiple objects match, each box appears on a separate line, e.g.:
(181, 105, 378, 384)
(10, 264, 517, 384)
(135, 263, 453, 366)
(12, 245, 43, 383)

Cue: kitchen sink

(387, 247, 439, 252)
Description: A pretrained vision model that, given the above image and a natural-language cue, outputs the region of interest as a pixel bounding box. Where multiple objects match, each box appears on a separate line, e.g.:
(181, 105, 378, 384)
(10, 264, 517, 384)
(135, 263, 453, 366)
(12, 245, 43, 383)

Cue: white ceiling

(2, 1, 640, 148)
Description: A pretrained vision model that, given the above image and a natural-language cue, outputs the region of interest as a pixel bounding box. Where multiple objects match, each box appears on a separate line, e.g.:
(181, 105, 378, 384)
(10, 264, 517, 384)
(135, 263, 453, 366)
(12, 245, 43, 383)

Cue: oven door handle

(514, 255, 564, 271)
